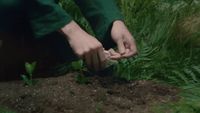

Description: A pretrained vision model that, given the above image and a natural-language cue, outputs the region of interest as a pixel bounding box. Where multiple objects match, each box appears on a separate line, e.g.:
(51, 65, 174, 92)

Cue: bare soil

(0, 73, 179, 113)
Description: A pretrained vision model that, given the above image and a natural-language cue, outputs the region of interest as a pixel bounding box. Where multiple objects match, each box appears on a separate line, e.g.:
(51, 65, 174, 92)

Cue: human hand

(111, 20, 137, 59)
(61, 21, 107, 71)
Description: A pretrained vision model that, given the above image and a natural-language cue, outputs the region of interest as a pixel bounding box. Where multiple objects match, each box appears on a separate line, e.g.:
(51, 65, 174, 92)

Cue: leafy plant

(154, 84, 200, 113)
(21, 62, 37, 86)
(0, 107, 16, 113)
(71, 60, 84, 71)
(95, 101, 103, 113)
(75, 73, 90, 84)
(70, 60, 90, 84)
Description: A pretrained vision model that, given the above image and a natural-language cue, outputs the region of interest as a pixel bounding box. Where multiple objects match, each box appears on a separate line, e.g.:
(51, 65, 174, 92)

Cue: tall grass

(114, 0, 200, 86)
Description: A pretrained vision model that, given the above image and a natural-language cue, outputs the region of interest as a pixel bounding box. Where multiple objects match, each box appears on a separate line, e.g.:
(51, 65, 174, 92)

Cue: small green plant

(95, 101, 103, 113)
(0, 107, 16, 113)
(75, 73, 90, 84)
(70, 60, 90, 84)
(71, 60, 85, 71)
(21, 62, 37, 86)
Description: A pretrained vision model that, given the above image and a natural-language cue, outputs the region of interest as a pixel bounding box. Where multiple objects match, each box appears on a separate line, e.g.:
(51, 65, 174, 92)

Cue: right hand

(61, 21, 107, 71)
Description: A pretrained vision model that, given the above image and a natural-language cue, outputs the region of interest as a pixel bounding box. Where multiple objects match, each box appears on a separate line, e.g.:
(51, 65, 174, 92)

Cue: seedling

(95, 101, 103, 113)
(75, 73, 90, 84)
(21, 62, 37, 86)
(71, 60, 85, 71)
(70, 60, 90, 84)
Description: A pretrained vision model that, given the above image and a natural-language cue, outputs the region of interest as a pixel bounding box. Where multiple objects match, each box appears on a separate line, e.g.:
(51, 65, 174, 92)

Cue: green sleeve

(27, 0, 72, 38)
(74, 0, 124, 49)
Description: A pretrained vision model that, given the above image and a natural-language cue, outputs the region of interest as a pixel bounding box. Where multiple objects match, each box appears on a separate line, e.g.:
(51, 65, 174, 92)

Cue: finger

(116, 39, 126, 55)
(125, 48, 130, 55)
(121, 42, 131, 57)
(109, 49, 122, 60)
(129, 39, 138, 55)
(122, 49, 133, 58)
(104, 50, 111, 60)
(98, 47, 107, 70)
(123, 39, 137, 57)
(91, 50, 100, 71)
(109, 49, 119, 55)
(84, 52, 92, 70)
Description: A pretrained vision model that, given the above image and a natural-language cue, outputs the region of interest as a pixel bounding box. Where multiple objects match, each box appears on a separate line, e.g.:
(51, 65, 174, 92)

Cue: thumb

(117, 39, 126, 55)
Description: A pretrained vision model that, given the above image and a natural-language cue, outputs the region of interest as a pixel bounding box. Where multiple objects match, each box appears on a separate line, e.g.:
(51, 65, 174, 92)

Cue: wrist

(113, 20, 125, 27)
(60, 20, 81, 40)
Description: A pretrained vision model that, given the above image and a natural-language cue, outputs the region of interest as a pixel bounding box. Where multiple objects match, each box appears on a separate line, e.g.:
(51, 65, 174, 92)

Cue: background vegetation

(59, 0, 200, 112)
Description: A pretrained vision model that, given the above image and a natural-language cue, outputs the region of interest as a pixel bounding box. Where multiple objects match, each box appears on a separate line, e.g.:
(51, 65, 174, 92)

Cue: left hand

(110, 20, 137, 59)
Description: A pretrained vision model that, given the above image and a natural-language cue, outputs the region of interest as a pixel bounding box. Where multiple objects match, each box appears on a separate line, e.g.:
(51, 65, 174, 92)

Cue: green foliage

(95, 101, 103, 113)
(71, 60, 84, 71)
(21, 62, 37, 86)
(25, 62, 37, 76)
(113, 0, 200, 86)
(0, 107, 16, 113)
(70, 60, 89, 84)
(154, 84, 200, 113)
(75, 73, 90, 85)
(115, 1, 200, 112)
(59, 0, 200, 86)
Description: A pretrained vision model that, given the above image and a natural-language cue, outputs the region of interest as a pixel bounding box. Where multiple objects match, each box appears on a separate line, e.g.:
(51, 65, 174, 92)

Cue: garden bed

(0, 73, 179, 113)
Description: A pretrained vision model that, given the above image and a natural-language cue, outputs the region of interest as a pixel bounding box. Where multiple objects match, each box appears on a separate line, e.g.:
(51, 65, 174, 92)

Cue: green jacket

(0, 0, 123, 77)
(0, 0, 123, 48)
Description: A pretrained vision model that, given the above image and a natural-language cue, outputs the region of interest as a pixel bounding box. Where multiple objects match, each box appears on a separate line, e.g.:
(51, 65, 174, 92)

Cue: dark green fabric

(74, 0, 124, 49)
(0, 0, 123, 40)
(26, 0, 72, 38)
(0, 0, 123, 78)
(0, 0, 25, 32)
